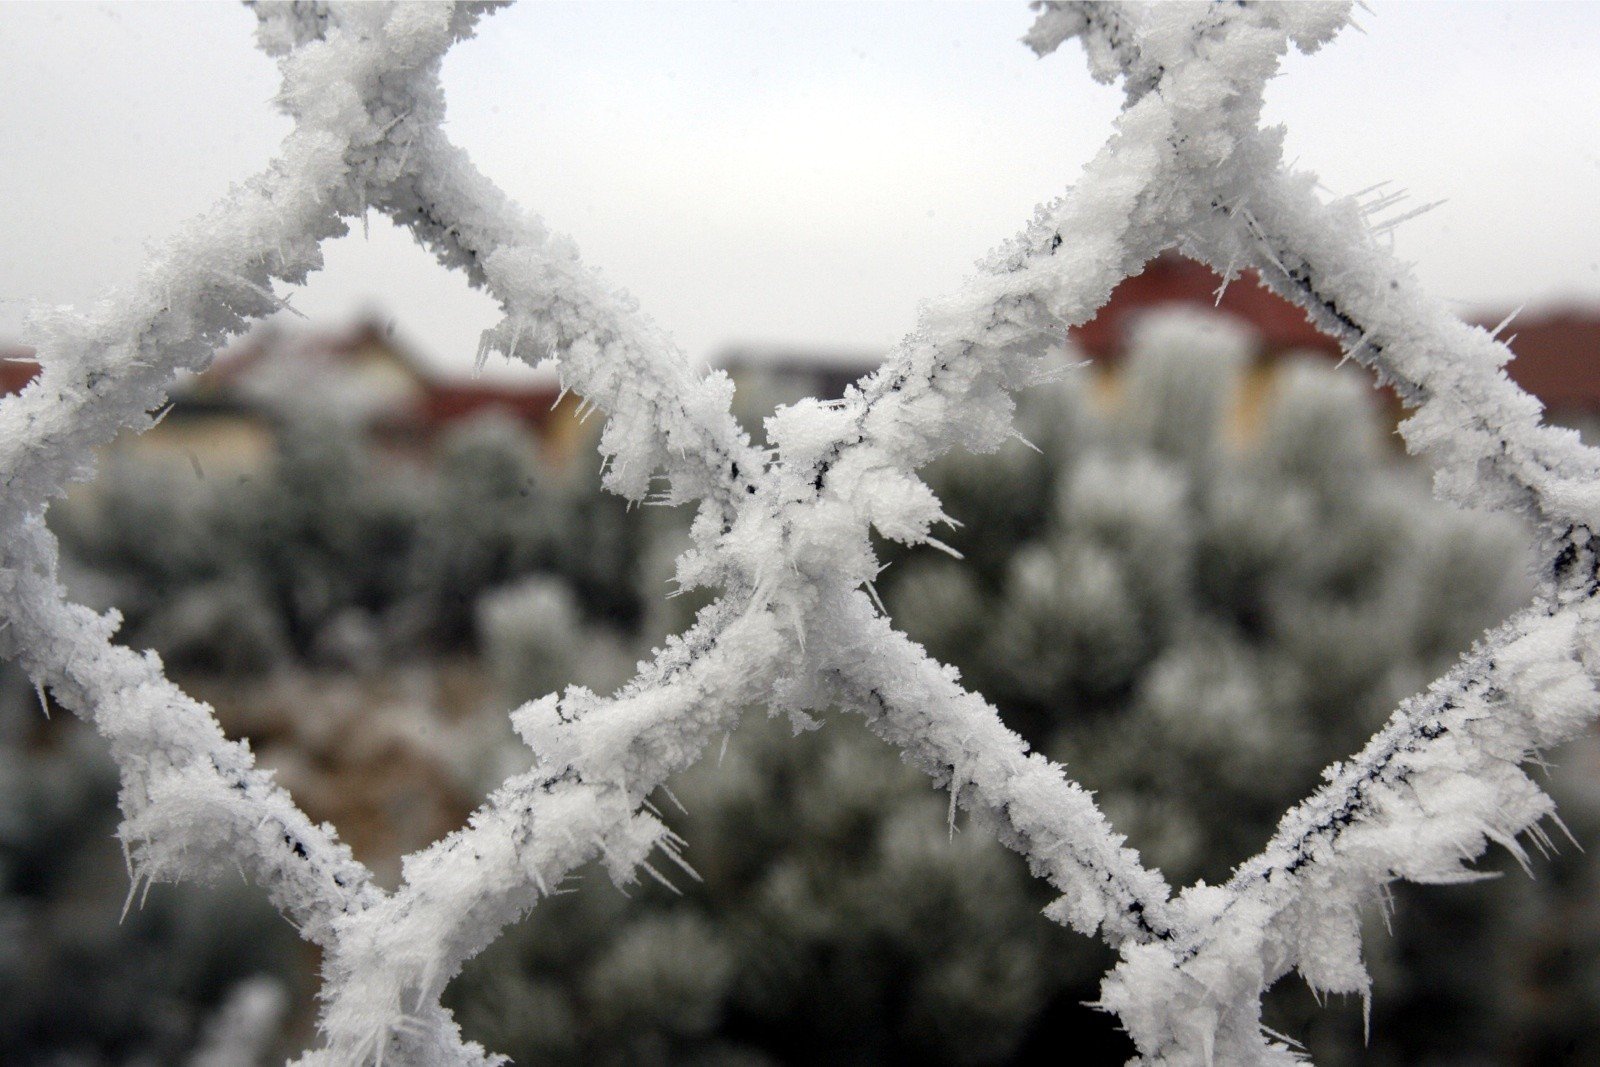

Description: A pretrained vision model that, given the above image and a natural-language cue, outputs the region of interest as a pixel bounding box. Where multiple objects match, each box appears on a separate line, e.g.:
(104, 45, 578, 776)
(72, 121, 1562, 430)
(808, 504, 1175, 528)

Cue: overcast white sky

(3, 2, 1599, 381)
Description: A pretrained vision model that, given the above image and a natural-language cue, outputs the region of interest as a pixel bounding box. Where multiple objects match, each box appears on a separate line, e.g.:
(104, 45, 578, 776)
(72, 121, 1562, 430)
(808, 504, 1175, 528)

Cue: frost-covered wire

(2, 2, 1596, 1064)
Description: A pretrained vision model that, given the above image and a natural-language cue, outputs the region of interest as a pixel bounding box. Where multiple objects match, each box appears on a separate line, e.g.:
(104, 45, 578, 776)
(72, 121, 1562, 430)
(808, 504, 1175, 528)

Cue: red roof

(422, 382, 562, 428)
(1072, 253, 1339, 361)
(1479, 310, 1600, 413)
(200, 319, 419, 391)
(202, 320, 564, 434)
(1, 348, 39, 396)
(1079, 255, 1600, 417)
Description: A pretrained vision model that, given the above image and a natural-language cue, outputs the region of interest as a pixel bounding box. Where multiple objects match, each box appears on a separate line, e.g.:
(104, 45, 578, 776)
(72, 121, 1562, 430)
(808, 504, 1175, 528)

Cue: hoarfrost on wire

(1, 2, 1597, 1064)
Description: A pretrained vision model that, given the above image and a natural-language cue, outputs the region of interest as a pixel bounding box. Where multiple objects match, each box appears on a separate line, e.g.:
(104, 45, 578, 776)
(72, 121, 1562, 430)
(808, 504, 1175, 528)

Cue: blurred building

(713, 342, 882, 440)
(1069, 253, 1600, 436)
(0, 351, 35, 397)
(709, 254, 1355, 420)
(1065, 253, 1350, 432)
(7, 274, 1600, 453)
(1069, 253, 1341, 364)
(714, 342, 883, 403)
(1, 319, 586, 477)
(187, 318, 588, 466)
(1481, 308, 1600, 439)
(712, 254, 1600, 444)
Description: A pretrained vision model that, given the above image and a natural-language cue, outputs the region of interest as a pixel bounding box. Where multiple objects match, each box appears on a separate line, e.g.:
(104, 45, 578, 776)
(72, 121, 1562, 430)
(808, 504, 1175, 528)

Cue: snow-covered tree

(52, 411, 645, 670)
(0, 661, 300, 1064)
(895, 312, 1536, 884)
(446, 316, 1600, 1065)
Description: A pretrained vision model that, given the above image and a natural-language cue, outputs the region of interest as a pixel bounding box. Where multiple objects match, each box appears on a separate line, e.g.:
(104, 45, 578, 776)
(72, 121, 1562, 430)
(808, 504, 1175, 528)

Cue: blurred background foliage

(4, 308, 1599, 1064)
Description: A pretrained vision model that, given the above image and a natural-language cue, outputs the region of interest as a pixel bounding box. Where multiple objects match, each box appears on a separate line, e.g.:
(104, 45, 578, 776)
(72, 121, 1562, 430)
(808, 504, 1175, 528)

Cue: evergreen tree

(0, 660, 302, 1065)
(451, 310, 1596, 1065)
(50, 412, 647, 671)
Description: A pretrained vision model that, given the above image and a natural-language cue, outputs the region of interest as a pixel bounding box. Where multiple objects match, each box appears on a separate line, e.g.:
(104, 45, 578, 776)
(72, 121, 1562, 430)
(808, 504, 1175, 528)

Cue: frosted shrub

(3, 3, 1598, 1063)
(0, 668, 301, 1064)
(51, 410, 640, 670)
(449, 714, 1064, 1066)
(477, 577, 633, 706)
(450, 332, 1548, 1060)
(52, 416, 425, 667)
(898, 312, 1535, 887)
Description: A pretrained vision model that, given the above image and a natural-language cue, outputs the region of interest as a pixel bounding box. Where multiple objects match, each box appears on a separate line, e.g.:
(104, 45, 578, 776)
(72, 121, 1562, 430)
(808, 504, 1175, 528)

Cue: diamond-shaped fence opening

(3, 3, 1598, 1064)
